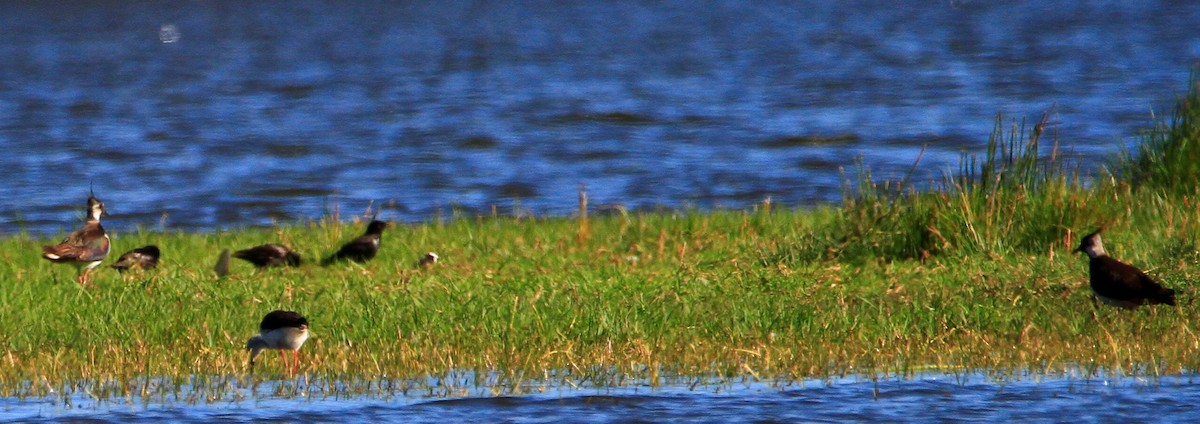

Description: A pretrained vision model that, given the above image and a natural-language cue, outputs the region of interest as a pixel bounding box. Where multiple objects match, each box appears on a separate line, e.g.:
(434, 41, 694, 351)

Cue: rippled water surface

(5, 373, 1200, 423)
(1, 1, 1198, 235)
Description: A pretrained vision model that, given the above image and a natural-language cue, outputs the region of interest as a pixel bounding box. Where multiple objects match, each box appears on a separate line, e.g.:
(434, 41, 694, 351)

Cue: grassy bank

(1, 82, 1199, 401)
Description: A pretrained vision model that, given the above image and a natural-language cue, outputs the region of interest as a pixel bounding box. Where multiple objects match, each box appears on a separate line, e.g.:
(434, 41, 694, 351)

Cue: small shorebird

(246, 310, 310, 373)
(322, 220, 389, 265)
(417, 252, 439, 268)
(1075, 229, 1176, 309)
(42, 193, 110, 285)
(110, 245, 160, 272)
(232, 244, 302, 268)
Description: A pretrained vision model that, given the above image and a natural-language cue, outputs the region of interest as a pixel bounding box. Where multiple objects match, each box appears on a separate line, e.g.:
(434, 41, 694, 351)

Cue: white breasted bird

(418, 252, 439, 268)
(1074, 229, 1176, 309)
(247, 310, 310, 373)
(42, 193, 110, 285)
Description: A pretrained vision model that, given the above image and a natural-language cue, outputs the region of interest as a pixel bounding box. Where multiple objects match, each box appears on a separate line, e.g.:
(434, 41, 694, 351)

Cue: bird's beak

(1072, 246, 1083, 253)
(248, 346, 263, 367)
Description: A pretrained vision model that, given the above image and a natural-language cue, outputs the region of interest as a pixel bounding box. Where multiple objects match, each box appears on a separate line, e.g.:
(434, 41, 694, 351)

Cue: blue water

(5, 373, 1200, 422)
(1, 1, 1198, 235)
(3, 3, 1200, 419)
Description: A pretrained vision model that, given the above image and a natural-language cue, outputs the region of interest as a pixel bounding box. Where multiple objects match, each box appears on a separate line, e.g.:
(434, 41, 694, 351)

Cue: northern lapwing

(232, 244, 302, 268)
(321, 220, 389, 265)
(246, 310, 309, 374)
(417, 252, 439, 268)
(1074, 229, 1176, 309)
(110, 245, 160, 272)
(42, 193, 110, 285)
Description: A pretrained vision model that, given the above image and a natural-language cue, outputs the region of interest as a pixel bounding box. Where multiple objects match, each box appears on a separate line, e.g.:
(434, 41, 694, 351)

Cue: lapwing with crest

(1074, 228, 1176, 309)
(42, 189, 110, 285)
(321, 220, 389, 265)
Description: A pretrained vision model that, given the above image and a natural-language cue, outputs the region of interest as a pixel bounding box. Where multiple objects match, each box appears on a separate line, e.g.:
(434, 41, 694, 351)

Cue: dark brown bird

(42, 193, 110, 285)
(246, 310, 309, 374)
(322, 220, 389, 265)
(1074, 229, 1175, 309)
(232, 244, 302, 268)
(110, 245, 161, 272)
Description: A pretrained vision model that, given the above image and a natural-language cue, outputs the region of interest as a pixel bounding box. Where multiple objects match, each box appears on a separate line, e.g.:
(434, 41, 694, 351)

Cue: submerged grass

(2, 80, 1200, 402)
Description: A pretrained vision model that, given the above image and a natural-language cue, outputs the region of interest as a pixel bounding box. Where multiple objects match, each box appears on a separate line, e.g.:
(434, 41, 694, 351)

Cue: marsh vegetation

(1, 80, 1198, 403)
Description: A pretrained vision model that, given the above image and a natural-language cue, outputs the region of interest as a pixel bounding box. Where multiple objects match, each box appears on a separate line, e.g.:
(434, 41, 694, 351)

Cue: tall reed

(1121, 73, 1200, 195)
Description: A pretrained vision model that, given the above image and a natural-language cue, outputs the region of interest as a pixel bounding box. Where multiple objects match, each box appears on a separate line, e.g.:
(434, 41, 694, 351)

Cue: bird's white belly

(1093, 292, 1140, 309)
(261, 327, 309, 350)
(83, 260, 103, 271)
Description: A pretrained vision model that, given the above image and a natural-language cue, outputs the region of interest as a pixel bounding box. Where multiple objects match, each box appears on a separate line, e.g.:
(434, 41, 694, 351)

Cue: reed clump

(807, 77, 1200, 263)
(0, 80, 1198, 402)
(1121, 74, 1200, 195)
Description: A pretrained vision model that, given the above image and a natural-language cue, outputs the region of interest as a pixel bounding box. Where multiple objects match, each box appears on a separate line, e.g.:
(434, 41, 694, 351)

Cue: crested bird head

(86, 194, 108, 221)
(366, 220, 390, 235)
(1073, 229, 1106, 258)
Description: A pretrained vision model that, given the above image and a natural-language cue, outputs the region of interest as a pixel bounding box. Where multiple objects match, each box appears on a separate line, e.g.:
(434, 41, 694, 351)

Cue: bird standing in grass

(110, 245, 160, 272)
(232, 244, 302, 268)
(42, 193, 110, 285)
(247, 310, 309, 374)
(322, 220, 389, 265)
(1074, 229, 1176, 309)
(417, 252, 439, 268)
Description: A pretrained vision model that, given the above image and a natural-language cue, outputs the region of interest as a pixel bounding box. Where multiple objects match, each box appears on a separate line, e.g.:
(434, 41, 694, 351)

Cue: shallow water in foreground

(6, 372, 1198, 423)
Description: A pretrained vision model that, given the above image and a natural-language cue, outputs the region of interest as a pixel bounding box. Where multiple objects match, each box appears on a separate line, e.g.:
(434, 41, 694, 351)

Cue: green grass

(2, 79, 1200, 401)
(1121, 73, 1200, 195)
